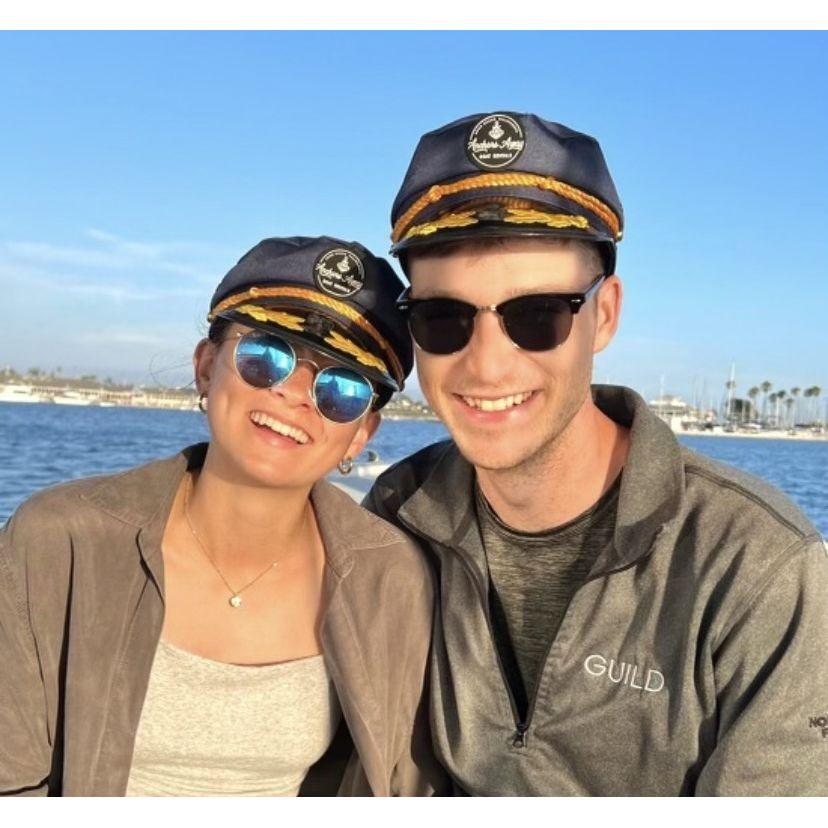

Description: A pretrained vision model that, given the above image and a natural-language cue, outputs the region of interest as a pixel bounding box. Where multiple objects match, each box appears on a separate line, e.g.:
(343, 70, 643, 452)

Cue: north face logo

(808, 714, 828, 738)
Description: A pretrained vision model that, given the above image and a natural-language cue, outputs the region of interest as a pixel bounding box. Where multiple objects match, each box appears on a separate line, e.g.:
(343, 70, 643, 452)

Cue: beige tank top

(126, 640, 340, 796)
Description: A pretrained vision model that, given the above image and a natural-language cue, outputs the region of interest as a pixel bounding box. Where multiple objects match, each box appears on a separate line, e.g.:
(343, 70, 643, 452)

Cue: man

(364, 112, 828, 795)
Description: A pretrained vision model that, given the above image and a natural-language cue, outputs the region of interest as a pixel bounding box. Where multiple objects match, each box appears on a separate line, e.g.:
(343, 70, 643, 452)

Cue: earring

(338, 457, 353, 475)
(198, 393, 208, 413)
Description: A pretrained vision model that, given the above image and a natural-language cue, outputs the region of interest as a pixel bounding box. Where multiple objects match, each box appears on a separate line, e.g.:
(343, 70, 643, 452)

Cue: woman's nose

(271, 361, 316, 408)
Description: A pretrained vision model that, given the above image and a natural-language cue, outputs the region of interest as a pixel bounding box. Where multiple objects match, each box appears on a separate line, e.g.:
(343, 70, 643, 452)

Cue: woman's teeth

(460, 391, 533, 412)
(249, 411, 310, 444)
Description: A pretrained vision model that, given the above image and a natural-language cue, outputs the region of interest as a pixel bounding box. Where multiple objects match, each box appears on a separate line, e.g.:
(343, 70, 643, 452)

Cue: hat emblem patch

(467, 114, 525, 170)
(313, 249, 366, 298)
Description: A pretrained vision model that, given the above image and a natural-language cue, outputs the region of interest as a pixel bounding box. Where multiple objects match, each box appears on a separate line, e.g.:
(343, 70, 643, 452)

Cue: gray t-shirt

(476, 475, 621, 721)
(126, 641, 340, 796)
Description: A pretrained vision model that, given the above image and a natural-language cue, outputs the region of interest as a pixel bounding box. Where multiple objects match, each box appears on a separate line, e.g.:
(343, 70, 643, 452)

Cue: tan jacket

(0, 443, 447, 796)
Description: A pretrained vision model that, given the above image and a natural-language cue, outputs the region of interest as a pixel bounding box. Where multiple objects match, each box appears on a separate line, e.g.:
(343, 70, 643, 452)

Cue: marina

(0, 378, 437, 417)
(0, 381, 198, 411)
(1, 401, 825, 536)
(648, 386, 826, 442)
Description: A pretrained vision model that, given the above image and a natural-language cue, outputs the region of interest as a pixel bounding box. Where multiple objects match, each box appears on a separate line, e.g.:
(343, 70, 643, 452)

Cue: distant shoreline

(1, 391, 823, 438)
(676, 429, 826, 444)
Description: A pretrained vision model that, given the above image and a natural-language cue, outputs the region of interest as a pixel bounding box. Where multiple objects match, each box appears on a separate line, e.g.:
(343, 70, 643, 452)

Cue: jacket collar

(78, 441, 403, 580)
(80, 444, 206, 596)
(398, 385, 685, 572)
(80, 444, 200, 530)
(311, 476, 407, 578)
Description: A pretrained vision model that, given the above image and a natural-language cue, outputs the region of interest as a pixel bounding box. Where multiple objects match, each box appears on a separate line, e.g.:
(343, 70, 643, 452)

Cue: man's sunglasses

(226, 330, 376, 424)
(396, 274, 605, 355)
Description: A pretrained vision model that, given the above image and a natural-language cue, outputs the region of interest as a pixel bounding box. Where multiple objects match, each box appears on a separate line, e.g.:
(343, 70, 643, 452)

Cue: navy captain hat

(390, 112, 624, 275)
(209, 236, 413, 408)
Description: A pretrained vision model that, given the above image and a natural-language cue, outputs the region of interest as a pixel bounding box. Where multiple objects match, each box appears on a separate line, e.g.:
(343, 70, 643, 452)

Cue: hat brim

(392, 222, 617, 276)
(393, 184, 617, 243)
(217, 304, 401, 396)
(391, 185, 618, 274)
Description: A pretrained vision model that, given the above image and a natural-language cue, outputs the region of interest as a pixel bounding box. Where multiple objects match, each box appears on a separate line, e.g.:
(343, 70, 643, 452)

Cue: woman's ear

(193, 338, 217, 396)
(344, 410, 381, 461)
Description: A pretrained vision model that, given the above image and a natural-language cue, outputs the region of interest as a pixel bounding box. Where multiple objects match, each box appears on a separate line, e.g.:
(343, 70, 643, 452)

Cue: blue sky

(1, 31, 825, 407)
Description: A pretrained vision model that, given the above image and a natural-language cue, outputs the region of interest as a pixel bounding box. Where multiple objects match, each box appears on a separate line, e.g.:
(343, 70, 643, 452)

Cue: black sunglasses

(396, 274, 605, 355)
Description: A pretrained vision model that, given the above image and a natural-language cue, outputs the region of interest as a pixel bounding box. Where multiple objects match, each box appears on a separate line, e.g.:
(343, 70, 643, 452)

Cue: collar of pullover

(398, 385, 685, 574)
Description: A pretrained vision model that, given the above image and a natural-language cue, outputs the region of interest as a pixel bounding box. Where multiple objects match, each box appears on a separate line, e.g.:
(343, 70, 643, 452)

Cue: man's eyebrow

(500, 284, 576, 299)
(409, 290, 467, 301)
(412, 285, 575, 301)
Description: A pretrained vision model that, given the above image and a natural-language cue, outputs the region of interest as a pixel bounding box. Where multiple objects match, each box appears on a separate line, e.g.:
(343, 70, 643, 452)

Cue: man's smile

(456, 390, 536, 412)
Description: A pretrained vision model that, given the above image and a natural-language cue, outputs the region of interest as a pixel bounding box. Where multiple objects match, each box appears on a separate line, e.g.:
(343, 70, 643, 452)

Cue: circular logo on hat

(466, 114, 526, 170)
(313, 249, 366, 298)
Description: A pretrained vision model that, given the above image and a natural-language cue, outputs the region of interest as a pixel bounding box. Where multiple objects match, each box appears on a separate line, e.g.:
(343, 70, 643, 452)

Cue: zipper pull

(511, 725, 528, 749)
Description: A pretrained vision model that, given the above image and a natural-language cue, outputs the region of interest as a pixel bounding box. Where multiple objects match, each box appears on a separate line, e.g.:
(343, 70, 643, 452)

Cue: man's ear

(193, 338, 217, 395)
(344, 410, 381, 461)
(593, 275, 623, 355)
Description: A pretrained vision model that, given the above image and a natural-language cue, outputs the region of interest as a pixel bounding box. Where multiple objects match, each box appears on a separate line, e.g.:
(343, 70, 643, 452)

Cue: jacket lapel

(311, 480, 390, 795)
(75, 445, 201, 793)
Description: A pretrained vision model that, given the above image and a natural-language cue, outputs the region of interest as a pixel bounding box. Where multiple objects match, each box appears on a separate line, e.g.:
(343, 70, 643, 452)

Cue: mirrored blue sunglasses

(227, 330, 376, 424)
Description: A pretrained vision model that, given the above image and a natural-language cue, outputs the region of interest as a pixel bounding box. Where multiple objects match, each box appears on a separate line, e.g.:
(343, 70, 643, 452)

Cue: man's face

(408, 239, 616, 472)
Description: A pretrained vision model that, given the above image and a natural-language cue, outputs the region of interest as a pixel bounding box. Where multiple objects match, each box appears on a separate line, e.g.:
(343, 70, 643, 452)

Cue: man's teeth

(249, 411, 310, 444)
(461, 391, 533, 412)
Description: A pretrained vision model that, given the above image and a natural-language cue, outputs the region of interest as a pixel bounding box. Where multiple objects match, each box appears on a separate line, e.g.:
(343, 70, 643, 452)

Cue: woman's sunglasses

(226, 330, 376, 424)
(396, 274, 605, 355)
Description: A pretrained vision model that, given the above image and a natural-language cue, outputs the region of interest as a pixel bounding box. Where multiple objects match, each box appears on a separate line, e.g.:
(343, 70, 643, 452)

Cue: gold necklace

(182, 474, 302, 609)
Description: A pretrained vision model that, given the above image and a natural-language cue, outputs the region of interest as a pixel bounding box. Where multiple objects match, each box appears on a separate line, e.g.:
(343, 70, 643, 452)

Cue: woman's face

(194, 322, 380, 490)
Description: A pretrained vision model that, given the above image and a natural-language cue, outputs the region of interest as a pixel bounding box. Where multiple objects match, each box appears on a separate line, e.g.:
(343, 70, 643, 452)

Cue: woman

(0, 236, 445, 796)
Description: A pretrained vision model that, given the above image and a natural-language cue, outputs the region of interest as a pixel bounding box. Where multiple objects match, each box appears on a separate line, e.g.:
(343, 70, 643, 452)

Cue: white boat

(0, 383, 46, 403)
(328, 455, 390, 501)
(52, 391, 92, 406)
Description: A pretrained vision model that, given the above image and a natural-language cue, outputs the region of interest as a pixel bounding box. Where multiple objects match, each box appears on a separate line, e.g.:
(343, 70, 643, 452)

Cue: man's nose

(458, 308, 517, 386)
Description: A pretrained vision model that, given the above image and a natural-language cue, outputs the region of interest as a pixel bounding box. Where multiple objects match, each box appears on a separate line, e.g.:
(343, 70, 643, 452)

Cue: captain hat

(209, 236, 413, 408)
(390, 111, 624, 274)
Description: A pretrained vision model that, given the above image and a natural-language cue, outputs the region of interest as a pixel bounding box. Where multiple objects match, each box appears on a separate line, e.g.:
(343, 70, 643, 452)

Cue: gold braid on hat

(209, 286, 403, 385)
(392, 172, 622, 243)
(233, 305, 305, 332)
(403, 206, 591, 241)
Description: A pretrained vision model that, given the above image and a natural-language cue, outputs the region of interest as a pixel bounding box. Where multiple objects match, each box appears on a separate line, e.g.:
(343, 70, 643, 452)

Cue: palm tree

(803, 387, 813, 424)
(785, 397, 795, 429)
(774, 392, 787, 428)
(724, 379, 737, 422)
(760, 380, 772, 424)
(747, 387, 760, 423)
(805, 386, 823, 425)
(790, 387, 801, 426)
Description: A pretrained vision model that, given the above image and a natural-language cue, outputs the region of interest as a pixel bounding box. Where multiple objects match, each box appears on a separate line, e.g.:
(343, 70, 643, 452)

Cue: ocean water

(1, 402, 825, 536)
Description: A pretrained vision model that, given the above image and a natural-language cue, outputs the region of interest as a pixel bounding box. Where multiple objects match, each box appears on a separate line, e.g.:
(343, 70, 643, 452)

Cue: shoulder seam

(0, 542, 29, 623)
(712, 533, 823, 649)
(685, 466, 810, 539)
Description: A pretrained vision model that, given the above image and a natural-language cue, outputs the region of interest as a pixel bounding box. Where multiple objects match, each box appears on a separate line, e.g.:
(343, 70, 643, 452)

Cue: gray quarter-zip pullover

(364, 385, 828, 796)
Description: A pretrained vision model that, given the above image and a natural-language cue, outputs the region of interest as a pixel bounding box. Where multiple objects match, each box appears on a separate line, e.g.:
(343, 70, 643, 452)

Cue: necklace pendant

(229, 595, 242, 608)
